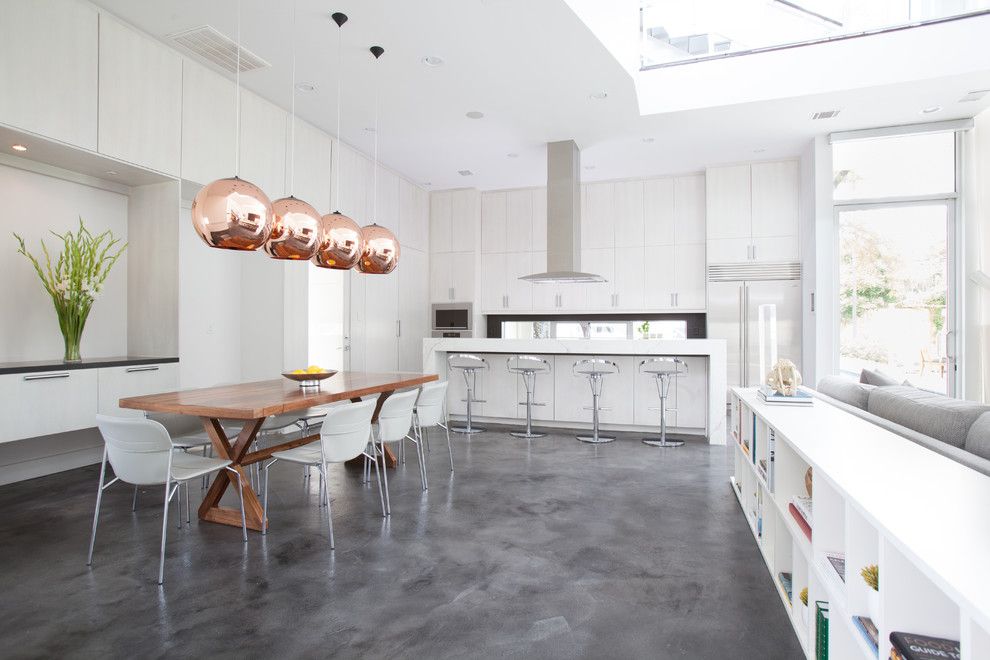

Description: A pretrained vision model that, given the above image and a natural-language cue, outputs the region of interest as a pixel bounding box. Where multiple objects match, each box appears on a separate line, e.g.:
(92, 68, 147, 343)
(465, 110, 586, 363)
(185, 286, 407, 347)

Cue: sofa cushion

(965, 411, 990, 461)
(816, 376, 874, 410)
(860, 368, 901, 386)
(867, 386, 990, 449)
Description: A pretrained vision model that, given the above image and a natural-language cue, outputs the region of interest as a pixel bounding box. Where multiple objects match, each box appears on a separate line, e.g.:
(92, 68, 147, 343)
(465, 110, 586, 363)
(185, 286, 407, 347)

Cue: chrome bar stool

(448, 354, 487, 434)
(640, 357, 686, 448)
(507, 355, 551, 438)
(573, 358, 618, 444)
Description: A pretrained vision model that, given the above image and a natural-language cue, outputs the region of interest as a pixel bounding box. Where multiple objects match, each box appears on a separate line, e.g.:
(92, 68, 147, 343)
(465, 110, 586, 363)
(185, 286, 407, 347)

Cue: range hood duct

(519, 140, 605, 284)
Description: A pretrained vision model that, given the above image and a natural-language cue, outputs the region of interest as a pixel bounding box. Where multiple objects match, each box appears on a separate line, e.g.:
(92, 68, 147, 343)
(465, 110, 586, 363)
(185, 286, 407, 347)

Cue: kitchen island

(423, 338, 727, 444)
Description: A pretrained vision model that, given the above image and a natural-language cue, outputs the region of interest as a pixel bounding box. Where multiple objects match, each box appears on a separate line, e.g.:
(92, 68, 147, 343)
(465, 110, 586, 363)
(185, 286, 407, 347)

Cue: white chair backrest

(573, 358, 619, 377)
(448, 353, 487, 371)
(507, 355, 552, 374)
(415, 381, 448, 428)
(146, 412, 202, 438)
(319, 399, 377, 463)
(96, 414, 174, 486)
(376, 389, 420, 443)
(639, 357, 687, 376)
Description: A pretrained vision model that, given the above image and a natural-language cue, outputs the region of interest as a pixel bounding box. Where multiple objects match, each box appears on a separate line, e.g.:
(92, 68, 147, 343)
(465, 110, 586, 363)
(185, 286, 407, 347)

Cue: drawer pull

(24, 372, 70, 381)
(125, 366, 160, 373)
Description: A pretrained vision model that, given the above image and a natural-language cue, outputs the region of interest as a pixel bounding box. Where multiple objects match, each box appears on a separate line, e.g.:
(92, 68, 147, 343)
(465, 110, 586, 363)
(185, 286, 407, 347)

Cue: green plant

(638, 321, 650, 338)
(799, 587, 808, 606)
(860, 564, 879, 591)
(14, 218, 126, 361)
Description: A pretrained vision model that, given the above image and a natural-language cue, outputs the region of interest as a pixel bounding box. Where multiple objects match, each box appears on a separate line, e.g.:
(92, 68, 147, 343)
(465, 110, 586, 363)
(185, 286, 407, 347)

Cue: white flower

(54, 280, 69, 294)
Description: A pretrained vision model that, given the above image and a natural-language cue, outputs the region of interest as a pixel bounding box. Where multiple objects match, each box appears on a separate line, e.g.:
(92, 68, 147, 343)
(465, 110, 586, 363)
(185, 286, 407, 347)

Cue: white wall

(964, 110, 990, 402)
(0, 163, 128, 362)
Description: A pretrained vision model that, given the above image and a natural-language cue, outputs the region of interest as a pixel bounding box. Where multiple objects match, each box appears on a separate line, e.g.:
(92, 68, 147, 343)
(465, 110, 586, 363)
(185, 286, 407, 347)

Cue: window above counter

(486, 313, 706, 340)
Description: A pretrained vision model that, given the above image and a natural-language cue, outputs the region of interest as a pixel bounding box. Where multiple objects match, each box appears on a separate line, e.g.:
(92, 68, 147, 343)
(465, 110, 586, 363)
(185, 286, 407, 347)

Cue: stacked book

(888, 632, 960, 660)
(853, 616, 879, 654)
(788, 495, 813, 541)
(757, 387, 814, 406)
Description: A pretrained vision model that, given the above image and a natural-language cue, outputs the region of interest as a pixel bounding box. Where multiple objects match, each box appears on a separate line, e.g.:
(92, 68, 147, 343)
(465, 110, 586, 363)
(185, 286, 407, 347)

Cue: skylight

(640, 0, 990, 68)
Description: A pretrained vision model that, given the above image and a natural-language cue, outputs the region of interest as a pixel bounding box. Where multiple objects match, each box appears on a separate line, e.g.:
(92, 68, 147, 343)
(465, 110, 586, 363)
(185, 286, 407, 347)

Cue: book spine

(789, 503, 813, 541)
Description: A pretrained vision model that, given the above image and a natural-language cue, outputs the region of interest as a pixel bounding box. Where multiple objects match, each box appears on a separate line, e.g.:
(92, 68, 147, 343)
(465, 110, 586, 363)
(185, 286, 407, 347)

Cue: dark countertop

(0, 356, 179, 375)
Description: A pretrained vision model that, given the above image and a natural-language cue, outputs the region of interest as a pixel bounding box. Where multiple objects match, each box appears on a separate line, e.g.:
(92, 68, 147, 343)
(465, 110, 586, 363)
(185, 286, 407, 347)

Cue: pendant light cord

(287, 0, 297, 196)
(333, 20, 343, 211)
(372, 52, 380, 223)
(234, 0, 241, 177)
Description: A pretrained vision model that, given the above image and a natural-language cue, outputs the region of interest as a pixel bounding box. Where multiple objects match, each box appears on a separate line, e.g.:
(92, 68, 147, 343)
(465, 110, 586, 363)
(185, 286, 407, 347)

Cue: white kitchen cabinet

(374, 168, 400, 230)
(644, 245, 676, 310)
(431, 250, 476, 304)
(706, 164, 751, 241)
(529, 252, 583, 312)
(430, 252, 453, 303)
(450, 189, 479, 252)
(506, 190, 535, 253)
(553, 355, 634, 424)
(98, 15, 182, 176)
(0, 0, 98, 150)
(287, 119, 331, 213)
(506, 253, 534, 310)
(751, 160, 800, 239)
(481, 252, 534, 311)
(613, 180, 645, 247)
(399, 180, 429, 252)
(480, 357, 518, 419)
(752, 235, 801, 262)
(480, 192, 507, 254)
(706, 237, 752, 264)
(348, 271, 366, 372)
(674, 175, 706, 245)
(180, 59, 235, 186)
(644, 178, 675, 246)
(239, 91, 288, 199)
(0, 369, 98, 443)
(430, 191, 453, 253)
(580, 248, 615, 311)
(673, 243, 707, 309)
(532, 190, 547, 252)
(481, 253, 506, 311)
(398, 248, 429, 371)
(582, 182, 615, 250)
(363, 271, 399, 373)
(612, 246, 645, 310)
(97, 363, 179, 418)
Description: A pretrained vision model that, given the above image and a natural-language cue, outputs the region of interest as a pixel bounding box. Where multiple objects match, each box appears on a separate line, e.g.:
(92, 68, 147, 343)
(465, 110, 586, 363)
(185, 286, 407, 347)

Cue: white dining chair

(261, 399, 380, 547)
(412, 381, 453, 477)
(370, 389, 423, 514)
(87, 414, 248, 585)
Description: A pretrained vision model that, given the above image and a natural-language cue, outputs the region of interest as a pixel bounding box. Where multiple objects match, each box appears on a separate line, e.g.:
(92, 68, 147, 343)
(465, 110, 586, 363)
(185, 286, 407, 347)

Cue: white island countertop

(423, 338, 727, 444)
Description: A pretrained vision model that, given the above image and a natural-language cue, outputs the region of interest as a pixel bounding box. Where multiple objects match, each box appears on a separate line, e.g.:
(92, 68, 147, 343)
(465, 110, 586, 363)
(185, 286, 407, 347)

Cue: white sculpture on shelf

(767, 359, 803, 396)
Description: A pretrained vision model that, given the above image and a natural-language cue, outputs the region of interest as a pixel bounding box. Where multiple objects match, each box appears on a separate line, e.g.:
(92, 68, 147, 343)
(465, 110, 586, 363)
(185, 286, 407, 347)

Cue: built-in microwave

(432, 303, 472, 332)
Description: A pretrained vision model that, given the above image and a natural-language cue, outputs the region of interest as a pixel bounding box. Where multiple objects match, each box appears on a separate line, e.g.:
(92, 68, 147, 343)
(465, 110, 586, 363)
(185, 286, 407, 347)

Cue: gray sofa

(815, 375, 990, 477)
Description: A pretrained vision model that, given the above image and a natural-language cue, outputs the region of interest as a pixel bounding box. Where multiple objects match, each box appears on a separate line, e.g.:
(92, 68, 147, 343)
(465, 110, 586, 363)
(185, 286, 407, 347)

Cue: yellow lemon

(306, 365, 323, 374)
(292, 369, 305, 374)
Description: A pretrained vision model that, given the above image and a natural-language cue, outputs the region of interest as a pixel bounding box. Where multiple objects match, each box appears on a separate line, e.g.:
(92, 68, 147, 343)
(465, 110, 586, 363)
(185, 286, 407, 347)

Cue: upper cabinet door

(505, 252, 534, 310)
(180, 60, 235, 186)
(287, 119, 331, 213)
(582, 182, 615, 250)
(450, 251, 476, 303)
(706, 165, 751, 240)
(399, 180, 428, 252)
(613, 180, 645, 248)
(238, 91, 288, 198)
(98, 15, 181, 175)
(481, 191, 507, 254)
(480, 253, 507, 311)
(751, 160, 800, 239)
(450, 189, 479, 252)
(532, 189, 548, 253)
(674, 174, 706, 245)
(643, 178, 675, 246)
(0, 0, 98, 150)
(430, 192, 453, 253)
(506, 189, 534, 253)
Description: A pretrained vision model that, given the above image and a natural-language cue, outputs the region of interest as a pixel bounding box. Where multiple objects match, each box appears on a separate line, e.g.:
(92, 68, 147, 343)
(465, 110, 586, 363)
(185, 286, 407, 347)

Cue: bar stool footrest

(582, 406, 612, 412)
(517, 402, 548, 407)
(459, 398, 487, 404)
(576, 434, 615, 444)
(642, 437, 685, 447)
(510, 430, 547, 439)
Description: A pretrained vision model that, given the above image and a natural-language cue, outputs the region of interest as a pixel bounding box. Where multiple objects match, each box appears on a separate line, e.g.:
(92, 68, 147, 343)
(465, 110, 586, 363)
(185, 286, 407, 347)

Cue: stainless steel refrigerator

(707, 263, 802, 389)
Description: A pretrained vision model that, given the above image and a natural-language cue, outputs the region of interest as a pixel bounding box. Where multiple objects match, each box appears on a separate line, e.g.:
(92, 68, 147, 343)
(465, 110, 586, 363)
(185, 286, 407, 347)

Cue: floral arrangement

(861, 564, 879, 591)
(14, 218, 126, 361)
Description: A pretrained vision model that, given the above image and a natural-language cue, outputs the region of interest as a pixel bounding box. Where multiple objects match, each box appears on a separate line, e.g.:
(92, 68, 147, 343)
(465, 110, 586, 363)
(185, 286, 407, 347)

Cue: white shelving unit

(729, 387, 990, 659)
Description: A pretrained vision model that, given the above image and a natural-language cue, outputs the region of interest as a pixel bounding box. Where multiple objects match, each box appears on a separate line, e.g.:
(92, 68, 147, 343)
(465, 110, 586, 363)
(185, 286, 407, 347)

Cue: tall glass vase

(57, 307, 88, 363)
(62, 328, 82, 362)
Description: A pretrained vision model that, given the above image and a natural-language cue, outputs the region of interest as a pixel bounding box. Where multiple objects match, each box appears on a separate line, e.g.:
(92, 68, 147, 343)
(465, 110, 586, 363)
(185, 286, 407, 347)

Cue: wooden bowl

(282, 370, 337, 388)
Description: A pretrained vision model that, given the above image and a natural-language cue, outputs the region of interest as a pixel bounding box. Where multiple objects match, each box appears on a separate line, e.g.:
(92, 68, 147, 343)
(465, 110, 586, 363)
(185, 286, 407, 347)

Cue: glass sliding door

(836, 201, 956, 394)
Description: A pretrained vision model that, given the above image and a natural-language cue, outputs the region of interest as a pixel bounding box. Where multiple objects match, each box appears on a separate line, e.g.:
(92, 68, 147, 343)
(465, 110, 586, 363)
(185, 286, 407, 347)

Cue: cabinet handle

(24, 372, 70, 381)
(675, 292, 679, 307)
(751, 244, 756, 260)
(670, 293, 675, 307)
(448, 287, 454, 301)
(125, 366, 159, 373)
(396, 320, 402, 337)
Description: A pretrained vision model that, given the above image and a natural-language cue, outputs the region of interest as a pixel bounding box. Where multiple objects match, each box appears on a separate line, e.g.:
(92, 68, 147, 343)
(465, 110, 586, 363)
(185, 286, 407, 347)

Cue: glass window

(500, 319, 689, 340)
(632, 320, 688, 340)
(833, 132, 955, 201)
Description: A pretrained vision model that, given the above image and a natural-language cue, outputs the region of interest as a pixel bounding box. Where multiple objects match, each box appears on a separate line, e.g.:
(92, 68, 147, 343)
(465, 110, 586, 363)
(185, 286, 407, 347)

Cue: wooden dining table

(119, 371, 438, 532)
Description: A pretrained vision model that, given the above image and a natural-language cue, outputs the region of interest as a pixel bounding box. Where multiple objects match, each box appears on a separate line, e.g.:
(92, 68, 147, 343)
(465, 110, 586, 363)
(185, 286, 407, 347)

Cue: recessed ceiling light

(589, 91, 608, 100)
(105, 170, 118, 176)
(920, 105, 942, 114)
(583, 165, 596, 170)
(811, 109, 841, 120)
(421, 56, 444, 67)
(507, 152, 519, 158)
(294, 82, 317, 93)
(11, 144, 27, 152)
(465, 111, 484, 119)
(642, 137, 655, 143)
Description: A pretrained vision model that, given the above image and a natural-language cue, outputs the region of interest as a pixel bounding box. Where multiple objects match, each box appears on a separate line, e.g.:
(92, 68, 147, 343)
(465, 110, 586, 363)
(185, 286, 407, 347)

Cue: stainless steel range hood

(519, 140, 605, 284)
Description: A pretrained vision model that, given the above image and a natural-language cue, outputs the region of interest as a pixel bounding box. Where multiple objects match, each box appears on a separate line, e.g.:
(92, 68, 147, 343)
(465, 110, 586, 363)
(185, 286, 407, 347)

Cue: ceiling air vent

(458, 170, 473, 176)
(959, 89, 990, 103)
(168, 25, 270, 74)
(811, 110, 841, 120)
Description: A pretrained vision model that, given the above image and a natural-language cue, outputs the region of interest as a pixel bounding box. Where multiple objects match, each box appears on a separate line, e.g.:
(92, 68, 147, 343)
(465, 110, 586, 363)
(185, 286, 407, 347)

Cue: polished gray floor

(0, 428, 801, 659)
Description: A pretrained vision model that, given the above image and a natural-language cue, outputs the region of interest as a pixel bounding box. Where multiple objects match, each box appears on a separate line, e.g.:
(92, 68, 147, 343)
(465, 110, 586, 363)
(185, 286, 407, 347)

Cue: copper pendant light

(357, 45, 400, 275)
(190, 0, 274, 251)
(264, 0, 321, 260)
(312, 12, 363, 270)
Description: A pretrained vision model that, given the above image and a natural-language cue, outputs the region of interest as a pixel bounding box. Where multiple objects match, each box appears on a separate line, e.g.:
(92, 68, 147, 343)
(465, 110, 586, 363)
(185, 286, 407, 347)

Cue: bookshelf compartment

(845, 503, 880, 631)
(880, 538, 960, 660)
(965, 619, 990, 660)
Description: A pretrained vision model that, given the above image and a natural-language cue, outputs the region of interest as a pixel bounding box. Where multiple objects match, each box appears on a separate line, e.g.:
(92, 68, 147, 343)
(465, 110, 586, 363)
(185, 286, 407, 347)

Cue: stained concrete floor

(0, 427, 802, 659)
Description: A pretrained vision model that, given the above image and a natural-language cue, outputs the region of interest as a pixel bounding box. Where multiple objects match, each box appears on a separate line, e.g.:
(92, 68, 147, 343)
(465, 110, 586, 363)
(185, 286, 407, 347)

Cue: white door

(364, 273, 399, 372)
(398, 249, 429, 371)
(308, 263, 346, 372)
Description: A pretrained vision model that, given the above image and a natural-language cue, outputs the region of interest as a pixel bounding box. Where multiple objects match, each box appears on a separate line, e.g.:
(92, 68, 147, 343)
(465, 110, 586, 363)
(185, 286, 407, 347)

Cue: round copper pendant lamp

(312, 211, 363, 269)
(190, 0, 273, 251)
(358, 223, 400, 274)
(191, 177, 274, 250)
(264, 196, 321, 259)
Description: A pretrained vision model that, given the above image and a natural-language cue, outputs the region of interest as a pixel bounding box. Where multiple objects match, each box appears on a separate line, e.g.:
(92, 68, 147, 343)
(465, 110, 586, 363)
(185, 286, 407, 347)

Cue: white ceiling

(90, 0, 990, 191)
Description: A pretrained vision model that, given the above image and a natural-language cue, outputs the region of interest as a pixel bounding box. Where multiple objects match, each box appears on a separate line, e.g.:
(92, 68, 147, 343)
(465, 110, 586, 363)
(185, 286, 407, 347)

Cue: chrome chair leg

(175, 480, 182, 530)
(443, 414, 454, 472)
(320, 462, 335, 548)
(87, 450, 110, 566)
(261, 459, 276, 535)
(376, 433, 391, 516)
(369, 447, 387, 518)
(132, 485, 139, 512)
(185, 481, 191, 524)
(159, 482, 177, 585)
